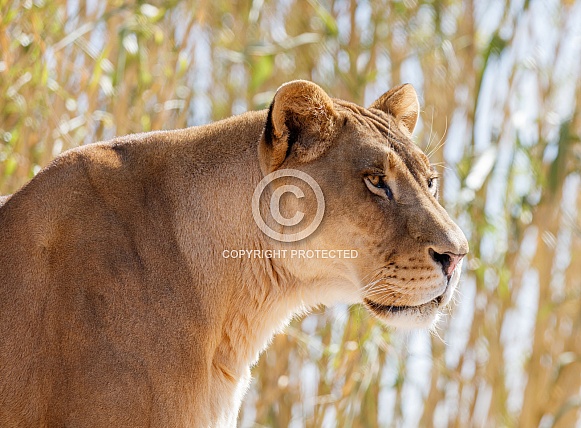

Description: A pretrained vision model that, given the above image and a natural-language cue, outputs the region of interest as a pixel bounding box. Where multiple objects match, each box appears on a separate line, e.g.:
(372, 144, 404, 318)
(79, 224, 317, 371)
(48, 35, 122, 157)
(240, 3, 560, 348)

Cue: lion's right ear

(259, 80, 338, 174)
(369, 84, 419, 135)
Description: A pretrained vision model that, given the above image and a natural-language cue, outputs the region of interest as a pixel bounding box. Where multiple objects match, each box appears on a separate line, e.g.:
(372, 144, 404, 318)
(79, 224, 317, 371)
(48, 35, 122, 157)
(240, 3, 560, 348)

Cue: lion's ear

(259, 80, 338, 174)
(369, 84, 419, 135)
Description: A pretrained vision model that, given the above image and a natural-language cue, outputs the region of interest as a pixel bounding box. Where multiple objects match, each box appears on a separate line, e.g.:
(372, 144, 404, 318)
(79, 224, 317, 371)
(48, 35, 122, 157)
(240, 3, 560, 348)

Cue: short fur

(0, 80, 468, 427)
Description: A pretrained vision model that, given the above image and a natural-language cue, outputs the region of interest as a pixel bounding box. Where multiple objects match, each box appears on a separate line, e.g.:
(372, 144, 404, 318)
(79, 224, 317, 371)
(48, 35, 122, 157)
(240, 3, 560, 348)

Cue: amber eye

(364, 175, 394, 200)
(368, 175, 381, 187)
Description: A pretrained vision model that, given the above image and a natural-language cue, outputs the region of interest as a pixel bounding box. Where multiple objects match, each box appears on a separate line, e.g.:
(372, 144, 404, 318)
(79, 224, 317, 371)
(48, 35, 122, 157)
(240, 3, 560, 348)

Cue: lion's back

(0, 143, 160, 423)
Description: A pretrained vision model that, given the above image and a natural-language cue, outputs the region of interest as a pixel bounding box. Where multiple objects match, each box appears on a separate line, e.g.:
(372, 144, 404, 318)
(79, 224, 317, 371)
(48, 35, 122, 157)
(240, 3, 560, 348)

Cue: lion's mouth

(364, 293, 444, 315)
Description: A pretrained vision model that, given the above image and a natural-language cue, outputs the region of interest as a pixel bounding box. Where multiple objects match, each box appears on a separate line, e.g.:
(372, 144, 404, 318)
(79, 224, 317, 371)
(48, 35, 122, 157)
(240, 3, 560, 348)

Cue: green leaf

(3, 156, 17, 177)
(307, 0, 338, 36)
(250, 54, 274, 91)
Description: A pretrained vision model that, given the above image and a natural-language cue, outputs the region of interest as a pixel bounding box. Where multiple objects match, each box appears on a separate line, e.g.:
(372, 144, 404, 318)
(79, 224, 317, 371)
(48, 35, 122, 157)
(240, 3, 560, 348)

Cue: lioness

(0, 81, 468, 427)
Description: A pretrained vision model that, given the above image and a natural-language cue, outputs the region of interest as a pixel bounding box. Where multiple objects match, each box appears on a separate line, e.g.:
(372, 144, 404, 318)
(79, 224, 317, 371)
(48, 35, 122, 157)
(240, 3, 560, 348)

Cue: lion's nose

(430, 250, 465, 279)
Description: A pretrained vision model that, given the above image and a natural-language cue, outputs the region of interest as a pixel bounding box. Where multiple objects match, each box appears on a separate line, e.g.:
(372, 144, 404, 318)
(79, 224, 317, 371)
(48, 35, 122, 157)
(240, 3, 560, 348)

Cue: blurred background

(1, 0, 580, 426)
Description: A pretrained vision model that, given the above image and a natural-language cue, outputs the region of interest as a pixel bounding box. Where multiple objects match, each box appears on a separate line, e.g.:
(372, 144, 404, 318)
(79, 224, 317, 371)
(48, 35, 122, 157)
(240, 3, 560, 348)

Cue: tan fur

(0, 81, 468, 427)
(260, 80, 338, 172)
(370, 83, 419, 136)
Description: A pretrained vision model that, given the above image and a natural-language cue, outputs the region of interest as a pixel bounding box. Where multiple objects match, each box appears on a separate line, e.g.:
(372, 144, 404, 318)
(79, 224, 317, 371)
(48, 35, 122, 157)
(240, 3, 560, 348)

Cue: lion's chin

(363, 273, 460, 329)
(363, 296, 442, 328)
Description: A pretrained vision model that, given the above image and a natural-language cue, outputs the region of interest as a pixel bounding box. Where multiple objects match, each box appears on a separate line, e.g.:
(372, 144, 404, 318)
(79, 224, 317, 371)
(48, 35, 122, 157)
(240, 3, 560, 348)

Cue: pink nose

(431, 250, 465, 278)
(445, 253, 464, 277)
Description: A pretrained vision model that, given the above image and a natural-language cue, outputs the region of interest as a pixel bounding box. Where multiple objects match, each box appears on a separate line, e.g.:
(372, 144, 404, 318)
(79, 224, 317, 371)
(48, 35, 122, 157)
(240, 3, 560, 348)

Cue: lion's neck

(169, 116, 320, 420)
(213, 255, 358, 379)
(202, 257, 311, 424)
(168, 113, 359, 420)
(214, 258, 304, 371)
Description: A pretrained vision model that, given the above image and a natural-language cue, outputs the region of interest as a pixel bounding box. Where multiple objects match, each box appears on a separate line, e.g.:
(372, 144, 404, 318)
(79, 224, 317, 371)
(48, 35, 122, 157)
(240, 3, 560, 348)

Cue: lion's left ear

(369, 84, 419, 135)
(259, 80, 338, 174)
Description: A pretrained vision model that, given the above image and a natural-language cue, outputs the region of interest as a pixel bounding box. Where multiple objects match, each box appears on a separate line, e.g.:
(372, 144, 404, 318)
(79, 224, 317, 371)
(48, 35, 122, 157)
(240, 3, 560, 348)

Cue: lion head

(258, 80, 469, 328)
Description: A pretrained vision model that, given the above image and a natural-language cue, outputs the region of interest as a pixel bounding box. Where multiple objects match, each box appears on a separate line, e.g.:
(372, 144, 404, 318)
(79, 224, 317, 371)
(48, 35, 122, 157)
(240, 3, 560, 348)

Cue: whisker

(431, 162, 453, 172)
(359, 279, 384, 294)
(358, 266, 385, 285)
(430, 323, 448, 345)
(427, 116, 448, 159)
(425, 107, 436, 153)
